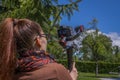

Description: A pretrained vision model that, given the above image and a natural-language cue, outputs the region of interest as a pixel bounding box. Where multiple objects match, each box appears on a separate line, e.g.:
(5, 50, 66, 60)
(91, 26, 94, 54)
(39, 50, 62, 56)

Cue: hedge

(57, 60, 120, 74)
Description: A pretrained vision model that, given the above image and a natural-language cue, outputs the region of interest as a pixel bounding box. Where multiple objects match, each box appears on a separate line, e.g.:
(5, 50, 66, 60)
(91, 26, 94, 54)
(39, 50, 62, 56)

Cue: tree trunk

(95, 61, 98, 77)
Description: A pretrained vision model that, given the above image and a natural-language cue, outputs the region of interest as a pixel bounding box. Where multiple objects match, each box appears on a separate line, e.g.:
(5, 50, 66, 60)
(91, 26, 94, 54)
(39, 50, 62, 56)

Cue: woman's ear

(35, 36, 41, 48)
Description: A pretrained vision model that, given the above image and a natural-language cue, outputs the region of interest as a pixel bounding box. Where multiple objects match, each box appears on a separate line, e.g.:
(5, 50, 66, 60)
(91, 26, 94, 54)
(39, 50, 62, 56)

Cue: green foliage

(81, 19, 112, 61)
(81, 19, 113, 76)
(58, 60, 120, 74)
(0, 0, 81, 31)
(111, 46, 120, 62)
(82, 32, 112, 61)
(47, 40, 66, 59)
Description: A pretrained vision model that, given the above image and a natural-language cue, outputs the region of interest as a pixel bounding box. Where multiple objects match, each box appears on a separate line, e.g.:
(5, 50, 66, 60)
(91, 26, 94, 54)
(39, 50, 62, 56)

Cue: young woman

(0, 18, 78, 80)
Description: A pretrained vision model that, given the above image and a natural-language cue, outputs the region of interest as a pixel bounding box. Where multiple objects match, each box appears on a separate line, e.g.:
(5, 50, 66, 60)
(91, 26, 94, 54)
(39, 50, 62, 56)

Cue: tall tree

(81, 19, 112, 76)
(0, 0, 81, 33)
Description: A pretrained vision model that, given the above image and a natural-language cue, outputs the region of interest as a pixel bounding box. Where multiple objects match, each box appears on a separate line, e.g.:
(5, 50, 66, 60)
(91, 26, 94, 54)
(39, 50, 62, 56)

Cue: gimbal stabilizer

(57, 25, 84, 71)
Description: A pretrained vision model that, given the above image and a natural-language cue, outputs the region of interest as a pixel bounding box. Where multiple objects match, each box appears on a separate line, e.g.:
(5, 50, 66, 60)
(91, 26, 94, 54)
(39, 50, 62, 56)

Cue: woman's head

(13, 18, 47, 53)
(0, 18, 47, 80)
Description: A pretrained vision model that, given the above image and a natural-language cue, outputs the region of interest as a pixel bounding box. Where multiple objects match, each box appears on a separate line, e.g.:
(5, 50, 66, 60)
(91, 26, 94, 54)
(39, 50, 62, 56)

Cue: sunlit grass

(77, 72, 120, 80)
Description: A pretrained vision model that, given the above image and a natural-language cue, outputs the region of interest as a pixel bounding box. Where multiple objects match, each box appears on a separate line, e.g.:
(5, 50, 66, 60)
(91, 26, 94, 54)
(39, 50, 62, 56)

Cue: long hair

(0, 18, 42, 80)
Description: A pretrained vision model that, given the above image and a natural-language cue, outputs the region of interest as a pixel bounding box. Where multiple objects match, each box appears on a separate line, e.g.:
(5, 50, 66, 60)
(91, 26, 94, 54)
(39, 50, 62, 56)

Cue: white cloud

(87, 30, 120, 47)
(104, 32, 120, 47)
(69, 29, 120, 48)
(85, 30, 120, 47)
(86, 30, 102, 34)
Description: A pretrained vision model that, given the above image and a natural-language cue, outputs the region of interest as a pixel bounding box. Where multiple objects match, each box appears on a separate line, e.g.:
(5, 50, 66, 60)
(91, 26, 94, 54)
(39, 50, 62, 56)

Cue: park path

(100, 78, 120, 80)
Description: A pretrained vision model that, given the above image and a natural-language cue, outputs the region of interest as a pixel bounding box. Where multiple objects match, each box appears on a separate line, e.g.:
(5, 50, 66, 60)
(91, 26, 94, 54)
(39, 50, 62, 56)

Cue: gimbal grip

(66, 47, 73, 72)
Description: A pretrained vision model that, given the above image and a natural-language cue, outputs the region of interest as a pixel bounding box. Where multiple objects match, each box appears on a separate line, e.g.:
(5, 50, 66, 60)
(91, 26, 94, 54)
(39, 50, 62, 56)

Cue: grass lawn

(77, 72, 120, 80)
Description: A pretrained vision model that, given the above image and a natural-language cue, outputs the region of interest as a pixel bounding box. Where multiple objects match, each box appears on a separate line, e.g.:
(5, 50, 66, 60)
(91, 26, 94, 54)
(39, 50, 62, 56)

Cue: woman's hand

(70, 62, 78, 80)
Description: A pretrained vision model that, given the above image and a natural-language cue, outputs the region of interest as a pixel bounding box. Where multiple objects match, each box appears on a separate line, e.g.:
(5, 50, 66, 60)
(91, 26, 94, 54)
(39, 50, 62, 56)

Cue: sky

(59, 0, 120, 47)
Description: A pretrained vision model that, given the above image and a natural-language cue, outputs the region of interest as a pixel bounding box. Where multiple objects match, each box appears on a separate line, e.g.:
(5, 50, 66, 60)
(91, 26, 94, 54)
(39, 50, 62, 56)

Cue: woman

(0, 18, 78, 80)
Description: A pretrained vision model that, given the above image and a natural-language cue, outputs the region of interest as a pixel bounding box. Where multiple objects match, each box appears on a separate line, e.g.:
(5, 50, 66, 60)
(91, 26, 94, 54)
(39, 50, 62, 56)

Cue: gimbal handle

(66, 46, 73, 71)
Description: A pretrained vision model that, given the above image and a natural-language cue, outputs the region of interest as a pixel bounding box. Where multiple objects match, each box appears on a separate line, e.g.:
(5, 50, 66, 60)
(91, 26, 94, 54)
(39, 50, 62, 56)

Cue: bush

(57, 60, 120, 74)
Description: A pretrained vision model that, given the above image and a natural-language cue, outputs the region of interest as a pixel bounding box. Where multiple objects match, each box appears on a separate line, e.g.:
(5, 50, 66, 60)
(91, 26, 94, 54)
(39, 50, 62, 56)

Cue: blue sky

(59, 0, 120, 47)
(60, 0, 120, 34)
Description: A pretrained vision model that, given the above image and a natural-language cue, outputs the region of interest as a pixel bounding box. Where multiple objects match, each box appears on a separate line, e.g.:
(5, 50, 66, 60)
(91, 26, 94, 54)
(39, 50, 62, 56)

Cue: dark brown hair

(0, 18, 42, 80)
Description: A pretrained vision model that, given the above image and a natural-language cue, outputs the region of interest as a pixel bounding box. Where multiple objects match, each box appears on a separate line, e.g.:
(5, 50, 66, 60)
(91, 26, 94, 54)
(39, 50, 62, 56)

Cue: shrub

(57, 60, 120, 74)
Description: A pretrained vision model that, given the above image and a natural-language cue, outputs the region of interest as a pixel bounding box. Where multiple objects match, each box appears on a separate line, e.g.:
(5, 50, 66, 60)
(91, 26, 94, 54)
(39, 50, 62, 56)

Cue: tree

(81, 19, 112, 76)
(0, 0, 81, 32)
(111, 45, 120, 62)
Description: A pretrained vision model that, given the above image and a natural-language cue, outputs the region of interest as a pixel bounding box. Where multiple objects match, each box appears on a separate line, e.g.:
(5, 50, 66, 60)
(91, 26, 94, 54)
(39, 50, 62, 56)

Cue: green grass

(77, 72, 100, 80)
(77, 72, 120, 80)
(98, 73, 120, 78)
(78, 77, 100, 80)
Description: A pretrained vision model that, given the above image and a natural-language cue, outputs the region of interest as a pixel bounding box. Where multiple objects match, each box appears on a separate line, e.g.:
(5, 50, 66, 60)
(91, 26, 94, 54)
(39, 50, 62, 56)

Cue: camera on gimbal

(58, 26, 72, 38)
(57, 25, 84, 48)
(57, 26, 71, 48)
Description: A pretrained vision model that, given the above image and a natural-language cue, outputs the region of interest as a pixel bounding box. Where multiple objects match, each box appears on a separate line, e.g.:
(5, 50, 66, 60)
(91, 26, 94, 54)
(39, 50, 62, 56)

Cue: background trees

(80, 19, 113, 76)
(111, 45, 120, 62)
(0, 0, 81, 32)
